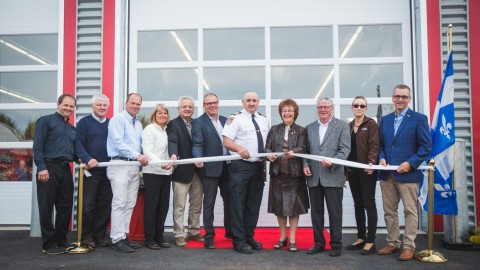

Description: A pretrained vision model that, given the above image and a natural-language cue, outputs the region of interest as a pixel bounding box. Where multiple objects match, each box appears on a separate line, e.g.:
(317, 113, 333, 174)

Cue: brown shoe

(187, 233, 205, 242)
(377, 244, 400, 255)
(398, 248, 414, 261)
(175, 237, 187, 247)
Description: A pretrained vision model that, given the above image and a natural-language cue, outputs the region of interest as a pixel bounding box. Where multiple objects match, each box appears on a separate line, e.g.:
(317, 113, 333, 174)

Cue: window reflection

(203, 67, 265, 99)
(338, 25, 402, 58)
(0, 109, 51, 142)
(204, 28, 264, 60)
(271, 26, 333, 59)
(0, 71, 57, 103)
(137, 68, 198, 101)
(0, 34, 58, 65)
(339, 64, 403, 98)
(0, 148, 33, 181)
(271, 66, 334, 99)
(137, 30, 197, 62)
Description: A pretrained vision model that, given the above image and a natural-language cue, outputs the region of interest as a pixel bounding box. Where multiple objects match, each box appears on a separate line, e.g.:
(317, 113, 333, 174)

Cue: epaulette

(257, 112, 266, 117)
(226, 111, 241, 125)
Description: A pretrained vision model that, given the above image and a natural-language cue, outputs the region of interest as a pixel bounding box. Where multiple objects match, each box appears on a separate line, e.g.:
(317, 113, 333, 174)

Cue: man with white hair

(75, 94, 112, 248)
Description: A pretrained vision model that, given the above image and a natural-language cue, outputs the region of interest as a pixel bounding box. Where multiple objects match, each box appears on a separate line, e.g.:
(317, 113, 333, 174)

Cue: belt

(110, 156, 137, 161)
(45, 159, 71, 166)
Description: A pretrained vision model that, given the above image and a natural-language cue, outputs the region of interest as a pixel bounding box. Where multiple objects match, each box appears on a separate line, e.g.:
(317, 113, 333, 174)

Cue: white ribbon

(293, 153, 432, 171)
(81, 152, 432, 173)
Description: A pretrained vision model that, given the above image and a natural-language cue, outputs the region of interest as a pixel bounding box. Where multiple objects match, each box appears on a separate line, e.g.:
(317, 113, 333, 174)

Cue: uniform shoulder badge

(226, 111, 241, 125)
(257, 112, 266, 117)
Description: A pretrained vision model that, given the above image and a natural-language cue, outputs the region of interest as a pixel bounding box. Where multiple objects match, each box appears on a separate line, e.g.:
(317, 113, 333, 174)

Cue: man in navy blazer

(192, 93, 232, 249)
(168, 96, 204, 247)
(377, 84, 432, 261)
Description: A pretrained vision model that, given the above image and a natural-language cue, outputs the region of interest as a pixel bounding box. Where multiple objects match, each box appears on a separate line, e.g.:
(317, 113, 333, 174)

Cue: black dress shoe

(82, 236, 96, 249)
(306, 245, 325, 255)
(95, 238, 111, 247)
(204, 238, 215, 249)
(246, 239, 262, 250)
(155, 238, 170, 248)
(42, 246, 65, 255)
(145, 240, 161, 250)
(234, 243, 253, 254)
(224, 233, 233, 239)
(329, 248, 342, 257)
(345, 241, 365, 250)
(359, 244, 376, 255)
(126, 241, 142, 249)
(113, 240, 135, 253)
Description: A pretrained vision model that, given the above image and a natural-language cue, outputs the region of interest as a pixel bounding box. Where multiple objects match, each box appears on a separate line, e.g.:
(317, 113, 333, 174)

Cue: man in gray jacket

(303, 96, 351, 257)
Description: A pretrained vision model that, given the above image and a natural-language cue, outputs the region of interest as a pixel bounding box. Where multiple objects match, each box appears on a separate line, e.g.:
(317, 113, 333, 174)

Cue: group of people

(33, 84, 431, 261)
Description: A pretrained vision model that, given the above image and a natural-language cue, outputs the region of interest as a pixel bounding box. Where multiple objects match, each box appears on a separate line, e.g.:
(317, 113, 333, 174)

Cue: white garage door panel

(0, 182, 32, 224)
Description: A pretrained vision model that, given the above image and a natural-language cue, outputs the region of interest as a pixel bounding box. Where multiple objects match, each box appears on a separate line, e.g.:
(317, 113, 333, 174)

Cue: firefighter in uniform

(222, 91, 270, 254)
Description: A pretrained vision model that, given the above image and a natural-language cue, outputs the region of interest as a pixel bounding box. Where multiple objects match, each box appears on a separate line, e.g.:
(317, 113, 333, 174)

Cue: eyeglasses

(352, 104, 366, 109)
(316, 106, 332, 110)
(204, 101, 219, 106)
(281, 110, 294, 113)
(393, 95, 410, 100)
(180, 105, 194, 109)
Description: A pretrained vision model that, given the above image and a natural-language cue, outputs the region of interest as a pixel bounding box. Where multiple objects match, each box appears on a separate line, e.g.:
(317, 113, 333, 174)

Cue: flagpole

(416, 159, 448, 263)
(448, 24, 453, 51)
(448, 23, 458, 244)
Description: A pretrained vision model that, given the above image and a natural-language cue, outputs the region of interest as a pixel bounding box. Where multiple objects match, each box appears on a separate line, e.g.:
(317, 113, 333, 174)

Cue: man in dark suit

(168, 96, 204, 247)
(377, 84, 431, 261)
(192, 93, 232, 249)
(303, 96, 351, 257)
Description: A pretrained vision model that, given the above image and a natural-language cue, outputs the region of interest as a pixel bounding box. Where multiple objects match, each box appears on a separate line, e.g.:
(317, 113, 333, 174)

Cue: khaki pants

(172, 173, 203, 238)
(380, 174, 419, 249)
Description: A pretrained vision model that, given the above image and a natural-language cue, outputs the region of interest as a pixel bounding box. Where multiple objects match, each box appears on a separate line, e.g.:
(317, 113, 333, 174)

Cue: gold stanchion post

(65, 164, 94, 254)
(415, 159, 448, 262)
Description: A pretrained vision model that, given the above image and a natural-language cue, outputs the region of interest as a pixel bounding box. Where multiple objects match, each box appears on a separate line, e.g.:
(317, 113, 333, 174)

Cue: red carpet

(183, 227, 331, 250)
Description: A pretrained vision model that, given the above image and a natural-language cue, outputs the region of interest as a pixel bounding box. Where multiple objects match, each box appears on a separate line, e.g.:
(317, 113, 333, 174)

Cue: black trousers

(82, 170, 112, 241)
(36, 161, 74, 249)
(228, 160, 265, 245)
(143, 173, 171, 241)
(201, 163, 231, 239)
(347, 171, 378, 243)
(308, 185, 343, 250)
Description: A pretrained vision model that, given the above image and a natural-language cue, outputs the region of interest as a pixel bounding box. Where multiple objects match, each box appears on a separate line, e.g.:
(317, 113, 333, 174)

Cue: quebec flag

(418, 51, 458, 215)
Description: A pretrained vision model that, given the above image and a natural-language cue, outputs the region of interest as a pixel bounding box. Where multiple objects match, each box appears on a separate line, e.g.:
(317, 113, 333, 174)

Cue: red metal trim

(469, 0, 480, 226)
(102, 0, 115, 119)
(426, 0, 444, 232)
(63, 0, 77, 125)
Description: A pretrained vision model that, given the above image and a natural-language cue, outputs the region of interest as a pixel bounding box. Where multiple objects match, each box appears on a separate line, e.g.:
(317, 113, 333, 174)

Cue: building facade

(0, 0, 478, 230)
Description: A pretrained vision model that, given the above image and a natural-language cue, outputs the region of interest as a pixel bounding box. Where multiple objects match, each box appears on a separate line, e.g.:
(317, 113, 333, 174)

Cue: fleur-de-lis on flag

(440, 114, 452, 140)
(434, 183, 453, 198)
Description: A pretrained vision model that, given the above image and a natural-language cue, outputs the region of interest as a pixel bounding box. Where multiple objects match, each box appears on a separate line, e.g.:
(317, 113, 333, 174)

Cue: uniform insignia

(226, 112, 240, 125)
(257, 112, 266, 117)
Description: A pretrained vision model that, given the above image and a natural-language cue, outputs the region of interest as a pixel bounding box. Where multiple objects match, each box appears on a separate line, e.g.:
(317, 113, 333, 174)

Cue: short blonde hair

(149, 103, 170, 125)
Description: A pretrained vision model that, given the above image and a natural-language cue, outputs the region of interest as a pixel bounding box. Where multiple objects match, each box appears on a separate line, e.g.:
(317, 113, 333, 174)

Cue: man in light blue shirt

(107, 93, 148, 253)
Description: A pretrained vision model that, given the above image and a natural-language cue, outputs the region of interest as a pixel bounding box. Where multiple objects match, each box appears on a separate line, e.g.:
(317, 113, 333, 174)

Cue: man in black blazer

(192, 93, 232, 249)
(168, 96, 204, 247)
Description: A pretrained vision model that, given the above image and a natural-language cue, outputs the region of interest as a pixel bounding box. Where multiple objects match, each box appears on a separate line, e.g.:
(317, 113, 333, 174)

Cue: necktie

(186, 121, 192, 138)
(132, 116, 136, 125)
(251, 114, 264, 153)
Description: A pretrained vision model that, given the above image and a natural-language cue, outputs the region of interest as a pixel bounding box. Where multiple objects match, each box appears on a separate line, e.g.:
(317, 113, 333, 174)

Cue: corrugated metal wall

(73, 0, 104, 229)
(440, 0, 475, 227)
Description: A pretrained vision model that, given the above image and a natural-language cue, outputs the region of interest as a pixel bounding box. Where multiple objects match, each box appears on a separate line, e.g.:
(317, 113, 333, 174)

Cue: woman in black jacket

(265, 99, 309, 252)
(345, 96, 380, 255)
